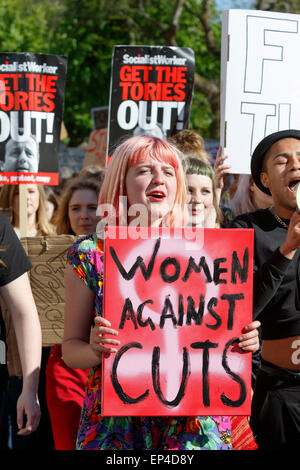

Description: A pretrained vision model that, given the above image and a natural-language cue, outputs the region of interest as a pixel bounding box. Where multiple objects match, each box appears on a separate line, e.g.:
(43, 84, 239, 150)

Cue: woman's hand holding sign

(89, 317, 261, 358)
(238, 320, 261, 352)
(90, 316, 120, 359)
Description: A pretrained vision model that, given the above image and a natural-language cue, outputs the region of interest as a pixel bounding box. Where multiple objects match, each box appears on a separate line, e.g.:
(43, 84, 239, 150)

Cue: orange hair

(99, 136, 188, 227)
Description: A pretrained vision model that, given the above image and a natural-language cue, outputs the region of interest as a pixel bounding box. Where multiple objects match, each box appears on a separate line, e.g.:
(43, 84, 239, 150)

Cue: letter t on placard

(241, 102, 276, 155)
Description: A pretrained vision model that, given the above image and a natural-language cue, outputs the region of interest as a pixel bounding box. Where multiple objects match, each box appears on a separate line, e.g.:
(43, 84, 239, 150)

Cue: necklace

(268, 207, 289, 229)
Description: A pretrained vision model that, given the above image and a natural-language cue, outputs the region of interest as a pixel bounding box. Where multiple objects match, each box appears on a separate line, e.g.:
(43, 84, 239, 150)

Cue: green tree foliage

(254, 0, 300, 13)
(0, 0, 64, 52)
(52, 0, 222, 145)
(0, 0, 232, 145)
(51, 0, 127, 145)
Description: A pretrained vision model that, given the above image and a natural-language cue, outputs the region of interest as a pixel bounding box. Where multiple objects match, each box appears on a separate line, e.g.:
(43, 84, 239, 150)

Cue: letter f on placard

(244, 15, 298, 94)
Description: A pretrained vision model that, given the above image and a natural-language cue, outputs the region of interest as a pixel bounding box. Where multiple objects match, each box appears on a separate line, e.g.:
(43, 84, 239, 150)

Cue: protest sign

(82, 128, 107, 169)
(220, 9, 300, 174)
(91, 106, 108, 130)
(102, 227, 254, 416)
(107, 45, 195, 156)
(0, 52, 67, 185)
(21, 235, 76, 346)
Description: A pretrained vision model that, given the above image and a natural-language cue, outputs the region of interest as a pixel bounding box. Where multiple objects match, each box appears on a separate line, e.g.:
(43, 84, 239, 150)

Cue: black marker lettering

(231, 248, 249, 284)
(160, 295, 177, 329)
(206, 297, 222, 330)
(152, 346, 190, 407)
(177, 293, 185, 326)
(119, 298, 138, 330)
(182, 256, 212, 283)
(221, 293, 245, 330)
(109, 237, 161, 280)
(191, 340, 218, 406)
(213, 258, 227, 284)
(160, 257, 180, 283)
(137, 299, 155, 330)
(221, 338, 247, 408)
(186, 295, 204, 325)
(111, 342, 149, 404)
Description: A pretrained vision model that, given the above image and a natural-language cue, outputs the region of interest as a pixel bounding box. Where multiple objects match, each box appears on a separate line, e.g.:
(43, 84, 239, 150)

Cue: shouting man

(231, 129, 300, 450)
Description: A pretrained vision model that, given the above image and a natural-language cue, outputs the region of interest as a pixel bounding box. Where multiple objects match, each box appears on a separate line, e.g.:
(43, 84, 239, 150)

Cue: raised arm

(0, 273, 41, 435)
(231, 216, 293, 318)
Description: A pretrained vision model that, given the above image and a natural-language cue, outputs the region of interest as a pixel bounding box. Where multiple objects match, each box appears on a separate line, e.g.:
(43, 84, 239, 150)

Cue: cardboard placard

(102, 227, 254, 416)
(107, 45, 195, 157)
(82, 128, 107, 169)
(0, 52, 67, 185)
(21, 235, 76, 346)
(220, 9, 300, 174)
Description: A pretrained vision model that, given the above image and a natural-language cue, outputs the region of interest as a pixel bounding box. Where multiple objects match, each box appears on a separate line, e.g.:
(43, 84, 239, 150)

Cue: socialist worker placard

(107, 45, 195, 157)
(0, 52, 67, 185)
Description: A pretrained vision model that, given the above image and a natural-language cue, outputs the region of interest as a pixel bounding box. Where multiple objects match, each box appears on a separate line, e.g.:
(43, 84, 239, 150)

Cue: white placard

(220, 9, 300, 174)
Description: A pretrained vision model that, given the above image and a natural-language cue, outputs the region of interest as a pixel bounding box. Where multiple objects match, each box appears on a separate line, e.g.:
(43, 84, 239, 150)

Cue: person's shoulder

(0, 212, 11, 228)
(230, 208, 271, 228)
(0, 212, 18, 241)
(67, 233, 104, 259)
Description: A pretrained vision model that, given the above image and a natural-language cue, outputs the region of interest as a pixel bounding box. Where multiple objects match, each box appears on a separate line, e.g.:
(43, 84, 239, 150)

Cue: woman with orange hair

(62, 136, 260, 450)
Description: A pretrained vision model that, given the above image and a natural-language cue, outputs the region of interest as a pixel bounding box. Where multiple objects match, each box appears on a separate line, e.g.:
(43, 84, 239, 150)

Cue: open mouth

(147, 191, 166, 201)
(192, 209, 203, 215)
(288, 178, 300, 192)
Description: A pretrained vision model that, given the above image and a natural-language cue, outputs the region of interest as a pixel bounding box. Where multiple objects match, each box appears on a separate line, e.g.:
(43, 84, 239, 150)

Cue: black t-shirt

(230, 208, 300, 340)
(0, 213, 32, 392)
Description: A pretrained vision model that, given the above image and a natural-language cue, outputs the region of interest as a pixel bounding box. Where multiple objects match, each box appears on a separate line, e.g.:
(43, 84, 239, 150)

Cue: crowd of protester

(0, 127, 299, 451)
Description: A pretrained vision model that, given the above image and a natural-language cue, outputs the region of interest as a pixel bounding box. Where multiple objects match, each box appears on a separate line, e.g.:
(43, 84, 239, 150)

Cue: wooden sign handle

(19, 184, 27, 238)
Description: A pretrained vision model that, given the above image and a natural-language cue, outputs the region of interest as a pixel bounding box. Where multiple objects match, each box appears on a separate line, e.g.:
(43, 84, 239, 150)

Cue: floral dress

(67, 234, 232, 450)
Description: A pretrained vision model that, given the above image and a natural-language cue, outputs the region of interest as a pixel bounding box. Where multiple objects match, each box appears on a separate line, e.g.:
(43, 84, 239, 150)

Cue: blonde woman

(229, 174, 273, 218)
(0, 184, 55, 237)
(46, 176, 102, 450)
(183, 157, 223, 228)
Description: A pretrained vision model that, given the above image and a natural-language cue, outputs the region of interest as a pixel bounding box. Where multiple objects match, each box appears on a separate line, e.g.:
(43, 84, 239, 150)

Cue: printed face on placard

(102, 228, 253, 417)
(3, 137, 39, 172)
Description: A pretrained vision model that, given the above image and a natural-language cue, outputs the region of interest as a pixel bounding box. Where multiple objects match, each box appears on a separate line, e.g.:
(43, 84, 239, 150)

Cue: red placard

(0, 171, 58, 185)
(102, 227, 254, 416)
